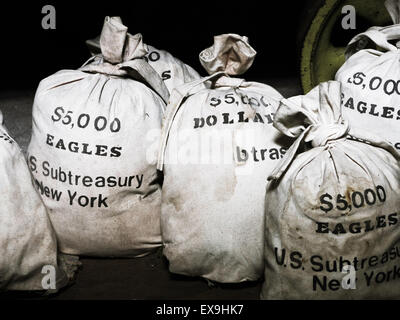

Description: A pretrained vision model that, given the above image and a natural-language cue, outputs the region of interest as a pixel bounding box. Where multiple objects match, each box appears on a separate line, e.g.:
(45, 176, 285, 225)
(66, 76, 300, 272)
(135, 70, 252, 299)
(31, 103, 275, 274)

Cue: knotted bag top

(80, 16, 169, 104)
(199, 34, 256, 76)
(268, 81, 400, 181)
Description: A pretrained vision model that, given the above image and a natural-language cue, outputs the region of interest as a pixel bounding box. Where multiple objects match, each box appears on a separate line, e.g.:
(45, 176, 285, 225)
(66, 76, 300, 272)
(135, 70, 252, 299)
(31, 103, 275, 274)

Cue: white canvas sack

(86, 17, 201, 94)
(27, 17, 167, 257)
(335, 0, 400, 151)
(261, 81, 400, 299)
(158, 34, 289, 283)
(0, 112, 71, 291)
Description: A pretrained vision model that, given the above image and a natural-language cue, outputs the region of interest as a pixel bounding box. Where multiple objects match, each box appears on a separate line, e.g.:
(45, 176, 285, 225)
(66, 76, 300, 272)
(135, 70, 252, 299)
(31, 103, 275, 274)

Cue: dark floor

(0, 77, 302, 300)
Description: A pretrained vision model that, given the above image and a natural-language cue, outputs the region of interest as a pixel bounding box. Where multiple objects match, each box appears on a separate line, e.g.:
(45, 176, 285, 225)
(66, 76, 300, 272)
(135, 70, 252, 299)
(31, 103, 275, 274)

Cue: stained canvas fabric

(27, 16, 167, 257)
(335, 0, 400, 151)
(0, 112, 71, 291)
(261, 81, 400, 299)
(158, 34, 289, 283)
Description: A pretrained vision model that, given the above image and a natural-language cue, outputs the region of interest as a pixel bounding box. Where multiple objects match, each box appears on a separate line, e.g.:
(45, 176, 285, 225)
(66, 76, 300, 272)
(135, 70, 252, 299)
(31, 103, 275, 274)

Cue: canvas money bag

(27, 16, 168, 257)
(335, 0, 400, 151)
(0, 112, 72, 291)
(261, 81, 400, 300)
(85, 16, 201, 94)
(158, 34, 289, 283)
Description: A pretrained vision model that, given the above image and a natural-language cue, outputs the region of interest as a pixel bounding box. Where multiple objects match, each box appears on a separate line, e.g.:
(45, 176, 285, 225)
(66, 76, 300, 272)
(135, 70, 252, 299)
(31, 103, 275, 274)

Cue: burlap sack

(158, 34, 289, 283)
(85, 17, 201, 94)
(261, 81, 400, 299)
(27, 16, 167, 257)
(0, 112, 70, 291)
(335, 0, 400, 150)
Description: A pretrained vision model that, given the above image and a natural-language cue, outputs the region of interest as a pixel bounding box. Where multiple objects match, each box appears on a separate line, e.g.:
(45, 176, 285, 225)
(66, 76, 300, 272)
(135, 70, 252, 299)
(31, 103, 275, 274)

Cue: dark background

(0, 1, 309, 90)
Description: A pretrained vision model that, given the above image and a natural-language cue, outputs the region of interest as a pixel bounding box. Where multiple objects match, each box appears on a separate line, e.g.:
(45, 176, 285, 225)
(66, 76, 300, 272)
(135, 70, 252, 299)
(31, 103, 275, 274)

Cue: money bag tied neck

(199, 34, 256, 76)
(81, 16, 169, 104)
(86, 17, 201, 94)
(27, 16, 166, 257)
(335, 0, 400, 151)
(158, 34, 287, 283)
(262, 81, 400, 300)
